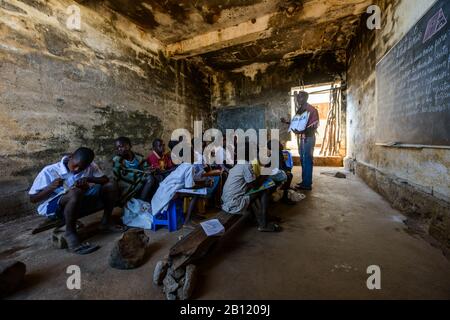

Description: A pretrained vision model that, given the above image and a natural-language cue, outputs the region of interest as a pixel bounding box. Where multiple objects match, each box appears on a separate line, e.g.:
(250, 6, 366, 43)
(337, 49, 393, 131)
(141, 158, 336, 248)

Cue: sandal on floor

(98, 224, 128, 233)
(68, 242, 100, 255)
(258, 222, 282, 232)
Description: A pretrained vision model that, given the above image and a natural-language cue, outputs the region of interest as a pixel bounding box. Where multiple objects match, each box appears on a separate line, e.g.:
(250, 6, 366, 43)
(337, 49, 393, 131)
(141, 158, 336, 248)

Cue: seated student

(251, 142, 286, 185)
(193, 138, 222, 188)
(113, 137, 156, 204)
(151, 143, 212, 217)
(29, 147, 122, 255)
(221, 142, 281, 232)
(184, 138, 223, 221)
(266, 140, 295, 205)
(147, 139, 174, 171)
(147, 138, 178, 185)
(212, 136, 234, 171)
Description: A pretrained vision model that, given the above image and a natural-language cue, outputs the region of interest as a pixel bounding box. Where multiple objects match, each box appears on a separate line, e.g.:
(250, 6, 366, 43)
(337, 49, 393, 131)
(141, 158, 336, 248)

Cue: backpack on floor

(288, 190, 306, 202)
(122, 198, 153, 229)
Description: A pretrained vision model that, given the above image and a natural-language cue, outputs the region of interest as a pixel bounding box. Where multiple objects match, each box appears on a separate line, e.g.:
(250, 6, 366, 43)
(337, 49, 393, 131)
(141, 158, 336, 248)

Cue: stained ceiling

(76, 0, 372, 70)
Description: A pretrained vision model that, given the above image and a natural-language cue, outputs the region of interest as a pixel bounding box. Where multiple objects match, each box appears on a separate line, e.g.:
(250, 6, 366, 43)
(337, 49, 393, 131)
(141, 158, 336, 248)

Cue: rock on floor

(157, 264, 197, 300)
(0, 260, 26, 298)
(109, 229, 149, 269)
(153, 259, 169, 285)
(334, 172, 347, 179)
(179, 265, 197, 300)
(171, 266, 186, 281)
(163, 273, 179, 294)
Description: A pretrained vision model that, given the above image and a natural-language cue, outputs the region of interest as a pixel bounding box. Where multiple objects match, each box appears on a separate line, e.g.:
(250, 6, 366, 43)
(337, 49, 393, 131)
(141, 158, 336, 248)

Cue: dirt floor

(1, 167, 449, 300)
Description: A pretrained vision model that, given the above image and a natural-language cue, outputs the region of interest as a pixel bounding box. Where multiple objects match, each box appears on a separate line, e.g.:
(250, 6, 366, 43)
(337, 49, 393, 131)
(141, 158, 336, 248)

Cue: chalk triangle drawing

(423, 8, 447, 43)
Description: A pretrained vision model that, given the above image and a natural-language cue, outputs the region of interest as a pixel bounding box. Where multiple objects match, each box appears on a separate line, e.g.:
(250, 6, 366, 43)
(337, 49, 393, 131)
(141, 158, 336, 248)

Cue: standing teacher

(281, 91, 319, 191)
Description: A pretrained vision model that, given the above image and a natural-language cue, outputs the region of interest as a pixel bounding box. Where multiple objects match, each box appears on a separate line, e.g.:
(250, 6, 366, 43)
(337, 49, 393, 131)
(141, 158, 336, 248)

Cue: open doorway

(286, 83, 344, 162)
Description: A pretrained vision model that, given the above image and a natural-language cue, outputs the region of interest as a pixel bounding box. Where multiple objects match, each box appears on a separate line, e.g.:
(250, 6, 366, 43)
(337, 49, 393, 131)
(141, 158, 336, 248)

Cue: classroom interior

(0, 0, 449, 300)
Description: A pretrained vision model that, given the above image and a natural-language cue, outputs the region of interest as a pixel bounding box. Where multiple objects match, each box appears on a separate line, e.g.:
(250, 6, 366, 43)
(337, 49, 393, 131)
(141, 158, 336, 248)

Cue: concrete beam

(166, 14, 274, 58)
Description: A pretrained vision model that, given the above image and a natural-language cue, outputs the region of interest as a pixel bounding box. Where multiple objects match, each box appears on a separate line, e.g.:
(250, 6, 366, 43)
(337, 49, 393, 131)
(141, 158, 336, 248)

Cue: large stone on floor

(109, 229, 150, 270)
(334, 172, 347, 179)
(0, 260, 26, 298)
(171, 267, 186, 281)
(163, 273, 179, 294)
(178, 264, 197, 300)
(153, 259, 169, 285)
(165, 291, 177, 300)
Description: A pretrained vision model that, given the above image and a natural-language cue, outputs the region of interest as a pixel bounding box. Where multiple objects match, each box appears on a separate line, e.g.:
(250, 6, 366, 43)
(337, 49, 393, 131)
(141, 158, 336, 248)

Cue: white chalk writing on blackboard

(376, 0, 450, 146)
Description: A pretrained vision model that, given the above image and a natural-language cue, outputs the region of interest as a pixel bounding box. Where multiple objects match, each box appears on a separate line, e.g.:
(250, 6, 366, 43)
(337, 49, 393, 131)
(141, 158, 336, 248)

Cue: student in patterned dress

(113, 137, 156, 204)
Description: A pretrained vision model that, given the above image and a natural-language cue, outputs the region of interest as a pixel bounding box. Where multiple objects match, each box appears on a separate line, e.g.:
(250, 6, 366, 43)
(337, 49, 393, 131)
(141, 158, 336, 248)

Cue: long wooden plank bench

(168, 210, 248, 270)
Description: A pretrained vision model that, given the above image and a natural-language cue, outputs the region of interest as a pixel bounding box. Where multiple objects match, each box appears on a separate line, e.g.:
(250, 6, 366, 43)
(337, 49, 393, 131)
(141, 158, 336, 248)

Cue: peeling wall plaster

(0, 0, 212, 221)
(231, 62, 276, 80)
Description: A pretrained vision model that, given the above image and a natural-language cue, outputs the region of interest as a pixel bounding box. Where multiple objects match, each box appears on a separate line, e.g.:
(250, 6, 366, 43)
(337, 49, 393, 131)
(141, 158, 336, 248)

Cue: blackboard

(376, 0, 450, 146)
(217, 105, 266, 132)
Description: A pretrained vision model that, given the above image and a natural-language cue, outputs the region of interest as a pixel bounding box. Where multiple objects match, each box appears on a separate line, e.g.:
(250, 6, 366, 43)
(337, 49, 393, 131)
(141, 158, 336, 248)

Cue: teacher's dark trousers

(297, 135, 315, 188)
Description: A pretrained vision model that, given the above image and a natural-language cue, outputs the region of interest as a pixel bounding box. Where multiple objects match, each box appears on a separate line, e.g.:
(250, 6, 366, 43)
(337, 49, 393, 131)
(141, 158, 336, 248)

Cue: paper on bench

(200, 219, 225, 237)
(177, 188, 208, 195)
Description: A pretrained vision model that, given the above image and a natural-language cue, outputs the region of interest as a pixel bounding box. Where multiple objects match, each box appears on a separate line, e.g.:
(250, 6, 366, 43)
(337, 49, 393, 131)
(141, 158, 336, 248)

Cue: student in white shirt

(151, 142, 214, 218)
(29, 147, 121, 255)
(221, 141, 281, 232)
(212, 136, 233, 168)
(151, 162, 196, 216)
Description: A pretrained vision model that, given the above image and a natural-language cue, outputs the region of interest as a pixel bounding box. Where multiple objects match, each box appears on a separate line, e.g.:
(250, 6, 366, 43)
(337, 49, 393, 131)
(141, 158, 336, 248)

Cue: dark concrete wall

(210, 51, 347, 144)
(0, 0, 212, 221)
(346, 0, 450, 247)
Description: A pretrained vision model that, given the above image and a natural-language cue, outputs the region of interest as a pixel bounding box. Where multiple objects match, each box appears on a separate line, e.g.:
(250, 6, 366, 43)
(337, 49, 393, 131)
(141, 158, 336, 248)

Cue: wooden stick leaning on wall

(320, 85, 342, 157)
(320, 89, 333, 155)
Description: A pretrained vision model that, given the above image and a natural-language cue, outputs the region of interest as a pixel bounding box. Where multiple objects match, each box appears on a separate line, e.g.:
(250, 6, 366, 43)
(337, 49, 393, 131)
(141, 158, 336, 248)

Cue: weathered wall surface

(210, 51, 346, 144)
(0, 0, 212, 221)
(346, 0, 450, 247)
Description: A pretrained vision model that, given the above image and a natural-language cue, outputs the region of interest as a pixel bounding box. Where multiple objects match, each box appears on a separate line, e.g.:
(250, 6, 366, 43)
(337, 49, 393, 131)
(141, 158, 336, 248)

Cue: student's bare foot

(258, 222, 282, 232)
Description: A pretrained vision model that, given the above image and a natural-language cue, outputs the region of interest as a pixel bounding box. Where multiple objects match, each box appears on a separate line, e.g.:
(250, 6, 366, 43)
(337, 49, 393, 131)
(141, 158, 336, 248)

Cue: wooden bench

(168, 210, 247, 271)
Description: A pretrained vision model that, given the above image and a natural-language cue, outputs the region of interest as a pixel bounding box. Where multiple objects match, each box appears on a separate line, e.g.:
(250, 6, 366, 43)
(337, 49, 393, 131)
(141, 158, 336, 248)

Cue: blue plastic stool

(151, 198, 184, 232)
(282, 150, 294, 170)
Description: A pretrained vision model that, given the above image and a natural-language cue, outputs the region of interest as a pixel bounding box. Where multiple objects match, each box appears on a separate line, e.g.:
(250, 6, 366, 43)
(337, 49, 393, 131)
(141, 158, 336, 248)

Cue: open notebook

(246, 179, 275, 195)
